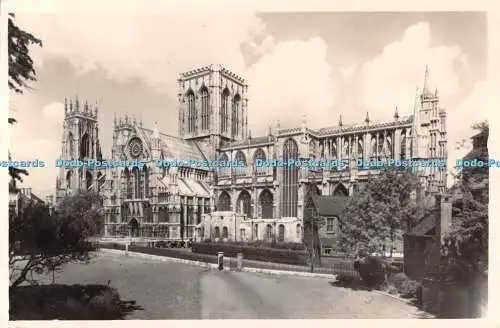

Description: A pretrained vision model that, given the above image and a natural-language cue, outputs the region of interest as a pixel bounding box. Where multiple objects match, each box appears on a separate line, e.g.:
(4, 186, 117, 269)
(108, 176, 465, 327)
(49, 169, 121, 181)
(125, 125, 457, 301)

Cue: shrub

(201, 240, 304, 251)
(10, 284, 125, 320)
(387, 272, 420, 298)
(354, 255, 390, 288)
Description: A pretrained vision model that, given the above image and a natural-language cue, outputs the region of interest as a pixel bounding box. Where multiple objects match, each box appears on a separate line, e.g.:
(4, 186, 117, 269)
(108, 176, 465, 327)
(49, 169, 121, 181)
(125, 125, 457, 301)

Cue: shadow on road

(10, 284, 144, 320)
(328, 275, 374, 291)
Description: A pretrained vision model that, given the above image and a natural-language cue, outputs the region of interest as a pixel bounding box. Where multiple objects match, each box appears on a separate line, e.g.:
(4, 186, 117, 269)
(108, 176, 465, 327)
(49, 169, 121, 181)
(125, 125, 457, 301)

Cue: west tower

(55, 96, 105, 204)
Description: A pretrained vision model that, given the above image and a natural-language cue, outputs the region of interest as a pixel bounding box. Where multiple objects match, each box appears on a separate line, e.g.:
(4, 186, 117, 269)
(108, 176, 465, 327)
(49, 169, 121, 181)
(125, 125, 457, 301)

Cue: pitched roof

(140, 127, 208, 162)
(311, 195, 348, 217)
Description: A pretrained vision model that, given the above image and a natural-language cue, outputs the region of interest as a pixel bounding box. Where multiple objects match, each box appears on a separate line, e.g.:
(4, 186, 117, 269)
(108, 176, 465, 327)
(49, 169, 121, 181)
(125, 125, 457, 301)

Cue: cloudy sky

(8, 10, 488, 197)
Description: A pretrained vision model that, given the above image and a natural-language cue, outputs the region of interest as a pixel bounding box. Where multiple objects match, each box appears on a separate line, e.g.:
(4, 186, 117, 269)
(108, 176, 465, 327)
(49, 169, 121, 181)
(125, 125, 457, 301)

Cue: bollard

(236, 252, 243, 271)
(217, 252, 224, 271)
(125, 243, 129, 256)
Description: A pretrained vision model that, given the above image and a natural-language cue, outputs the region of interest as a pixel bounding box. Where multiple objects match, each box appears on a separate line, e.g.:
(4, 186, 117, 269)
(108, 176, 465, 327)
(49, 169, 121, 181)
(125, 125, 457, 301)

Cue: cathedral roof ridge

(140, 126, 180, 140)
(316, 115, 413, 135)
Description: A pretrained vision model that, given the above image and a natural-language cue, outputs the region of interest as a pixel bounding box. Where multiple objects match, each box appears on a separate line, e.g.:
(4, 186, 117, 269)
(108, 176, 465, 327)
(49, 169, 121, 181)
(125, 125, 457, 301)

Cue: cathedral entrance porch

(129, 218, 139, 238)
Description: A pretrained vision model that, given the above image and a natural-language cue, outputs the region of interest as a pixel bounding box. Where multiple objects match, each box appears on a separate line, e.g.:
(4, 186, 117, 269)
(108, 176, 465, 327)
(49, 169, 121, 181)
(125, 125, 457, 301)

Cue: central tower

(177, 64, 248, 153)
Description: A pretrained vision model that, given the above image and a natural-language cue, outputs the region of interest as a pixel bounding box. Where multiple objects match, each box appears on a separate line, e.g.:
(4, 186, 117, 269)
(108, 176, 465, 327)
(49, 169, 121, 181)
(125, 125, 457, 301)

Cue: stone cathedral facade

(55, 64, 448, 243)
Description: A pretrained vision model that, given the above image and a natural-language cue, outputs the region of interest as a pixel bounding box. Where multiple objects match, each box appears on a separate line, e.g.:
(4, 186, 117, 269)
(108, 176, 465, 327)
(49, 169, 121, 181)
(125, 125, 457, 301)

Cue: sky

(7, 10, 488, 198)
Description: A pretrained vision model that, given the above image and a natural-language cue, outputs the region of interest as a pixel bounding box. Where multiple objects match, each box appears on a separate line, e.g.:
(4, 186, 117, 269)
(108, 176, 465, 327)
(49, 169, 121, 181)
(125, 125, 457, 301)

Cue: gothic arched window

(278, 224, 285, 242)
(187, 90, 196, 133)
(234, 150, 246, 176)
(259, 189, 273, 219)
(124, 168, 132, 199)
(143, 166, 149, 198)
(342, 138, 349, 159)
(68, 132, 74, 158)
(265, 224, 273, 242)
(253, 148, 266, 175)
(132, 167, 140, 199)
(281, 138, 298, 217)
(370, 136, 377, 159)
(200, 87, 210, 131)
(331, 142, 337, 160)
(86, 171, 93, 190)
(217, 191, 231, 211)
(218, 153, 230, 177)
(385, 136, 393, 158)
(357, 138, 364, 159)
(232, 94, 241, 137)
(66, 171, 72, 189)
(80, 133, 89, 159)
(221, 88, 229, 133)
(400, 131, 407, 159)
(236, 190, 252, 217)
(309, 140, 317, 159)
(296, 224, 302, 240)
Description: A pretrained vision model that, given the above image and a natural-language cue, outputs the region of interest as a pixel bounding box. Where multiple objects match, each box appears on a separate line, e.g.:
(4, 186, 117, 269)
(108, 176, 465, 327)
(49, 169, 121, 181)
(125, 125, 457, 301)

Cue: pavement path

(41, 252, 425, 319)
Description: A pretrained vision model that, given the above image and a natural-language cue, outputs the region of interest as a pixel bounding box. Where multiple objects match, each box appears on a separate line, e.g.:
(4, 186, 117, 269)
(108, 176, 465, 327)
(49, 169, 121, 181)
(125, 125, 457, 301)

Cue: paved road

(45, 252, 424, 319)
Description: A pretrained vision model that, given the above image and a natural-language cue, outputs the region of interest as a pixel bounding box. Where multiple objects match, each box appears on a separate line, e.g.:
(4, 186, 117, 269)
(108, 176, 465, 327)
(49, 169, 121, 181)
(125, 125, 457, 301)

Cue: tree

(56, 191, 105, 237)
(8, 13, 42, 187)
(441, 121, 488, 285)
(8, 13, 42, 94)
(337, 168, 425, 257)
(303, 214, 324, 272)
(9, 192, 103, 287)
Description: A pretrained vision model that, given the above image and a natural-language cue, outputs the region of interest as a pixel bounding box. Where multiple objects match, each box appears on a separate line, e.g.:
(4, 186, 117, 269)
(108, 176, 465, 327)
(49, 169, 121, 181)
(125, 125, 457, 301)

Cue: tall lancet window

(143, 166, 149, 198)
(221, 88, 229, 133)
(80, 133, 89, 159)
(68, 132, 74, 158)
(370, 136, 377, 160)
(66, 171, 72, 189)
(125, 168, 132, 199)
(132, 167, 140, 199)
(378, 135, 384, 160)
(385, 136, 393, 158)
(400, 130, 407, 159)
(331, 142, 337, 160)
(187, 90, 196, 133)
(281, 138, 299, 217)
(232, 94, 241, 137)
(234, 151, 246, 176)
(253, 148, 266, 176)
(357, 138, 364, 159)
(200, 87, 210, 131)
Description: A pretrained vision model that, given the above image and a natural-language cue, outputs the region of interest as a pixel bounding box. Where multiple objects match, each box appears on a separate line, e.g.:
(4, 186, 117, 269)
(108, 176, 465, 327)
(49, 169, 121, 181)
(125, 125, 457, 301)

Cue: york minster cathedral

(55, 64, 448, 244)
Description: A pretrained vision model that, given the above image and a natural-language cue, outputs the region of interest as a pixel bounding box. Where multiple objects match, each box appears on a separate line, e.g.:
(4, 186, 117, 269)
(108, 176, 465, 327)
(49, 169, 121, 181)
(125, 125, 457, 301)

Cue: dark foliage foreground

(10, 284, 143, 320)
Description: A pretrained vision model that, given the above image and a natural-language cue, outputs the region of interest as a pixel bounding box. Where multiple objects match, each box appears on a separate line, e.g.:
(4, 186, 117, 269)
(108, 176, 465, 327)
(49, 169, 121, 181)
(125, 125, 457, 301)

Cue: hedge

(192, 242, 307, 266)
(202, 240, 305, 251)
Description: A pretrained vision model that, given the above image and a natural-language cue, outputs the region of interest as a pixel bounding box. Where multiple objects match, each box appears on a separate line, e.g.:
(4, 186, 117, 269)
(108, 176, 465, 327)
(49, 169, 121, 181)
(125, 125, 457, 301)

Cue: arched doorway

(129, 218, 139, 237)
(333, 184, 349, 197)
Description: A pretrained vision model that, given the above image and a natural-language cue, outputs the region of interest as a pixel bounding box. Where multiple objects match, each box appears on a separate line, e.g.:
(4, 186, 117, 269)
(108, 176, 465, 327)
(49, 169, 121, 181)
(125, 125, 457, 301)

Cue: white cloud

(9, 122, 59, 197)
(446, 80, 488, 184)
(246, 37, 337, 131)
(353, 22, 468, 123)
(42, 102, 64, 123)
